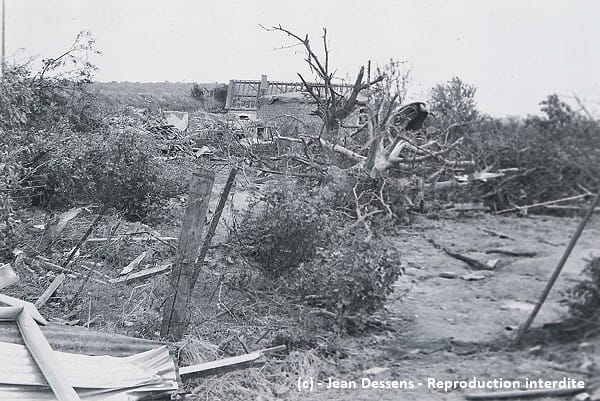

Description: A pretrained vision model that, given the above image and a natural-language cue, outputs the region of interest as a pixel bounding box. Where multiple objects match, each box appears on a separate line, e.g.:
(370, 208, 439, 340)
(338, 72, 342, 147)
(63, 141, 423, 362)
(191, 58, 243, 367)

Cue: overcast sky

(6, 0, 600, 117)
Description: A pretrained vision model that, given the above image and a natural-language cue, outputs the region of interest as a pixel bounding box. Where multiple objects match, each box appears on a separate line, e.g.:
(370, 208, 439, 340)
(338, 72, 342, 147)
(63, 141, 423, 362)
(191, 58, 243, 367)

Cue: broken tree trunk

(160, 168, 215, 341)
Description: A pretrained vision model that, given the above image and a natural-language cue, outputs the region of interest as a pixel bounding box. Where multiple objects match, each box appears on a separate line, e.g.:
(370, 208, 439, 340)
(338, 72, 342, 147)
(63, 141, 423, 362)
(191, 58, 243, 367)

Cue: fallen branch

(485, 249, 537, 257)
(497, 193, 593, 215)
(429, 238, 493, 271)
(442, 248, 494, 271)
(480, 228, 515, 241)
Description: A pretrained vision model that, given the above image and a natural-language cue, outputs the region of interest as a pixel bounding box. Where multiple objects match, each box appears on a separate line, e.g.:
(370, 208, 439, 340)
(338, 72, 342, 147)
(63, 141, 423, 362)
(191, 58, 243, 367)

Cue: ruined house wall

(257, 99, 321, 135)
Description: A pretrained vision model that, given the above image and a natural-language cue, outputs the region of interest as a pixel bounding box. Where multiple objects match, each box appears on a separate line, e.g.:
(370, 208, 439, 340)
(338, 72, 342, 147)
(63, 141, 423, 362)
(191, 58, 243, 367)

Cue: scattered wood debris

(35, 273, 66, 309)
(119, 251, 147, 275)
(38, 207, 83, 251)
(111, 264, 172, 284)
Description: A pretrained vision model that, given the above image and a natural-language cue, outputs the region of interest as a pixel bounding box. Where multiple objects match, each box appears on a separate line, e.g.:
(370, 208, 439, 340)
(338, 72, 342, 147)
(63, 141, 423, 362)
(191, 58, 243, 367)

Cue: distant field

(90, 81, 224, 112)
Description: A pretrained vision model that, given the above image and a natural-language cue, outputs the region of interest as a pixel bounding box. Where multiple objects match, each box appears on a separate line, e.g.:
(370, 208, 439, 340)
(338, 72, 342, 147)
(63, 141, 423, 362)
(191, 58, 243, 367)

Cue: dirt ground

(6, 172, 598, 401)
(181, 171, 599, 401)
(291, 213, 600, 400)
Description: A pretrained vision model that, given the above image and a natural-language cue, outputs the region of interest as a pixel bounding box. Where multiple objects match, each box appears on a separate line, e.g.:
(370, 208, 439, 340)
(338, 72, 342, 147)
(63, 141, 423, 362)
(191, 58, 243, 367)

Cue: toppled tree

(253, 26, 488, 218)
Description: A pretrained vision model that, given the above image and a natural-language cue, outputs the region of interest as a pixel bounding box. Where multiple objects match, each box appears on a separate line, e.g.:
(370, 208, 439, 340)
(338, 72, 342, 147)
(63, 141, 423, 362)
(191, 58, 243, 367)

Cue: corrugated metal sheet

(0, 321, 166, 357)
(0, 343, 177, 400)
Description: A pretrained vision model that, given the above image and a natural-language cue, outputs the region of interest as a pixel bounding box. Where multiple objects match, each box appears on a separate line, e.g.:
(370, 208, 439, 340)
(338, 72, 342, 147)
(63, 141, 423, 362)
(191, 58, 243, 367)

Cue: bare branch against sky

(6, 0, 599, 116)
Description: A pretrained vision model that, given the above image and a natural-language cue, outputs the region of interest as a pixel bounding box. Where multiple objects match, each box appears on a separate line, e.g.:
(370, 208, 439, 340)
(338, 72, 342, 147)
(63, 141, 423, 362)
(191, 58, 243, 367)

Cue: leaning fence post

(160, 168, 215, 341)
(511, 190, 600, 347)
(190, 166, 238, 291)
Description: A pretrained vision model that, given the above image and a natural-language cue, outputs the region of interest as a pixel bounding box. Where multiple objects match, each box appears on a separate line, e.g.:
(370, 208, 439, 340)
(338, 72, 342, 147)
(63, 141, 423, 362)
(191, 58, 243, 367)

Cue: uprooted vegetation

(1, 27, 600, 400)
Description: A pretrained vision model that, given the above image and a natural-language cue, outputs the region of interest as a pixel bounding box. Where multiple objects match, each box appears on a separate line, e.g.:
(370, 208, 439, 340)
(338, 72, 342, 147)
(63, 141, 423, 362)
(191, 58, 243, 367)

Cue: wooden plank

(16, 309, 82, 401)
(179, 351, 264, 379)
(179, 345, 285, 380)
(0, 263, 18, 290)
(35, 274, 66, 309)
(465, 386, 585, 400)
(160, 168, 215, 340)
(111, 264, 172, 284)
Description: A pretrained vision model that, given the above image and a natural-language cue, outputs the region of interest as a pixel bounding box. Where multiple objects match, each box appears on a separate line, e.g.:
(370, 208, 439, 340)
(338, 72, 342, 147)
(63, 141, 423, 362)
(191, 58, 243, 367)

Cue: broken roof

(226, 79, 354, 111)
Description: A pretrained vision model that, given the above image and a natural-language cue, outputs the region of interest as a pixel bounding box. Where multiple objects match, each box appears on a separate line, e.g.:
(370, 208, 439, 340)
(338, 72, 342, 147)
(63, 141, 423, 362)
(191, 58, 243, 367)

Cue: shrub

(290, 233, 402, 318)
(237, 180, 332, 277)
(1, 55, 187, 221)
(561, 257, 600, 322)
(235, 176, 403, 329)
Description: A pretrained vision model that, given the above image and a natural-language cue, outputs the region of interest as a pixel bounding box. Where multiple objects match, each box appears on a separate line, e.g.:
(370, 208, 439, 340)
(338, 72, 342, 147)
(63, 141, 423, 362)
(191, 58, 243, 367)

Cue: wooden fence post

(160, 168, 215, 340)
(190, 166, 238, 291)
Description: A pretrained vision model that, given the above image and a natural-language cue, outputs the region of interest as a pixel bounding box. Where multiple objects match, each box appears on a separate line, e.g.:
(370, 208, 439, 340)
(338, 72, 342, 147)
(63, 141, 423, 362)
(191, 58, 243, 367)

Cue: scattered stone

(579, 342, 595, 353)
(486, 258, 501, 269)
(574, 392, 591, 401)
(589, 387, 600, 401)
(500, 300, 535, 312)
(461, 273, 486, 281)
(528, 345, 543, 356)
(439, 271, 459, 279)
(272, 383, 290, 397)
(363, 367, 390, 376)
(580, 359, 597, 373)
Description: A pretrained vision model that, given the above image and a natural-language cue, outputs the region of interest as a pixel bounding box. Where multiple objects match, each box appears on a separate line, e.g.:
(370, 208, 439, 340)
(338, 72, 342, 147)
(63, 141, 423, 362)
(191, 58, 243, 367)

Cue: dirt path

(303, 214, 600, 400)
